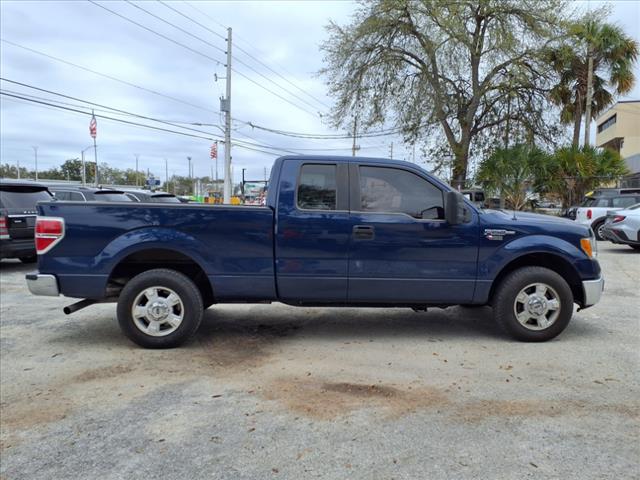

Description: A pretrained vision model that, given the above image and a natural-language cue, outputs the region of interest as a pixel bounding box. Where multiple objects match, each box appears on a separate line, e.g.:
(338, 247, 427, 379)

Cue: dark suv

(0, 179, 53, 263)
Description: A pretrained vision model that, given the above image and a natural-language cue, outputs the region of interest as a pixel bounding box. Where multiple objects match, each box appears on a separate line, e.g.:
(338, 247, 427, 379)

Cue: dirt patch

(71, 365, 134, 383)
(259, 378, 449, 420)
(196, 321, 300, 369)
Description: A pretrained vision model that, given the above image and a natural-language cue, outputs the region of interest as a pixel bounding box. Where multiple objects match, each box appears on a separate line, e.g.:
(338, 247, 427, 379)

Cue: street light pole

(135, 154, 139, 187)
(32, 146, 38, 180)
(81, 145, 92, 185)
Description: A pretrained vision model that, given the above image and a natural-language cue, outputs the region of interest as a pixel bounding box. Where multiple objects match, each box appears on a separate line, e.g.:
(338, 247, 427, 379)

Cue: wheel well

(488, 253, 584, 306)
(108, 249, 214, 306)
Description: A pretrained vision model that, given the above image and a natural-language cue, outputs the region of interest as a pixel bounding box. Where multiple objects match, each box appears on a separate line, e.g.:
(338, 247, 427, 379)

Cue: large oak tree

(321, 0, 568, 188)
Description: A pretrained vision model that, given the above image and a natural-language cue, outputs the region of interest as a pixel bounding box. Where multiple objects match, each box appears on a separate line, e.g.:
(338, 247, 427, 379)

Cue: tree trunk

(583, 53, 594, 147)
(451, 151, 468, 190)
(572, 91, 582, 148)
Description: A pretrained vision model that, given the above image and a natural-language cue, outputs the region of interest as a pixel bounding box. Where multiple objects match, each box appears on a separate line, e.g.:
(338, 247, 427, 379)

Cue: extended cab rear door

(347, 162, 479, 304)
(274, 159, 351, 303)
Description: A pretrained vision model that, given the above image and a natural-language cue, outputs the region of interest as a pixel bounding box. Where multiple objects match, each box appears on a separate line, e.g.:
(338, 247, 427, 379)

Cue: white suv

(575, 194, 640, 240)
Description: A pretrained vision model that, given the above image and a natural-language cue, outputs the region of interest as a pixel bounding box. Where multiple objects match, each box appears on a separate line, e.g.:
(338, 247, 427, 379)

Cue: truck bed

(37, 201, 276, 300)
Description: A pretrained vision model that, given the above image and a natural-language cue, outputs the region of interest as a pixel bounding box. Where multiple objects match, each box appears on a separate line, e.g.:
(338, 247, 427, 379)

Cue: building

(595, 100, 640, 187)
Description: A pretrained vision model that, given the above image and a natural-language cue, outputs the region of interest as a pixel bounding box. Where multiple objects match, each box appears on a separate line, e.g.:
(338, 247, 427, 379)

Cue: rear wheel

(631, 245, 640, 251)
(592, 220, 606, 241)
(493, 266, 573, 342)
(117, 269, 203, 348)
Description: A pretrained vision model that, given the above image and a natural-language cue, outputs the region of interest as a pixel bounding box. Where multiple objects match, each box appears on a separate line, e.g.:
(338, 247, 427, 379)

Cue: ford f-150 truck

(26, 156, 603, 348)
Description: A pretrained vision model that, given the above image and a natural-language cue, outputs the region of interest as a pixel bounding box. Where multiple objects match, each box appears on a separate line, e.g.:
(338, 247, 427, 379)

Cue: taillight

(0, 216, 9, 240)
(586, 209, 592, 220)
(35, 216, 65, 254)
(612, 215, 626, 223)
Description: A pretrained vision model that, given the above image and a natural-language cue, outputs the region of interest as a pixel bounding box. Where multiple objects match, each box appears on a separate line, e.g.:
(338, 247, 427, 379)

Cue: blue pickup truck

(26, 155, 603, 348)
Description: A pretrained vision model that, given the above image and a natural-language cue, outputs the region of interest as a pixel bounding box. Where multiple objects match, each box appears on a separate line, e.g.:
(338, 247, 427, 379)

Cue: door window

(358, 166, 444, 220)
(297, 164, 337, 210)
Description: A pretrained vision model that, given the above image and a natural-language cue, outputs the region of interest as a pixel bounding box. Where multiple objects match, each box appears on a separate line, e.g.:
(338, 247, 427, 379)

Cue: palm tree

(548, 18, 638, 147)
(477, 144, 549, 211)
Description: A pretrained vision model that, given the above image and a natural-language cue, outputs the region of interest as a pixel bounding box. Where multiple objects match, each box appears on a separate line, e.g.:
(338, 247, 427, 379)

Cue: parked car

(601, 203, 640, 250)
(0, 179, 53, 263)
(46, 185, 133, 202)
(574, 193, 640, 240)
(27, 155, 603, 348)
(460, 189, 485, 208)
(120, 189, 181, 203)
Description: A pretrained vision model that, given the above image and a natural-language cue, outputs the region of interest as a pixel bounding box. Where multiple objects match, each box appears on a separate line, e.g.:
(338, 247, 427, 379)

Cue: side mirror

(445, 191, 463, 225)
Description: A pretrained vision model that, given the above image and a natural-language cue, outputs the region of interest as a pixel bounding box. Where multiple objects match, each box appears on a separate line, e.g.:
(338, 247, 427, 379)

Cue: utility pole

(351, 115, 359, 157)
(135, 154, 140, 186)
(187, 156, 192, 195)
(16, 158, 20, 179)
(222, 27, 233, 204)
(165, 158, 169, 192)
(92, 110, 98, 186)
(32, 146, 38, 180)
(389, 142, 394, 159)
(241, 168, 246, 202)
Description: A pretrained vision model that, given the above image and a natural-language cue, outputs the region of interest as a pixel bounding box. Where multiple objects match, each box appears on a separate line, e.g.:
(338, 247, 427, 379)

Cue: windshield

(0, 186, 52, 209)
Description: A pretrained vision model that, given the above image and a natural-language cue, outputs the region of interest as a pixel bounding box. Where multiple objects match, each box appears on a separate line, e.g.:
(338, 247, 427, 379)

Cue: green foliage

(547, 17, 638, 145)
(320, 0, 569, 187)
(535, 146, 628, 206)
(477, 144, 550, 210)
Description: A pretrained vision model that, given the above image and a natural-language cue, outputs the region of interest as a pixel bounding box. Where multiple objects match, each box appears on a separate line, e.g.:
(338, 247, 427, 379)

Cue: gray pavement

(1, 243, 639, 479)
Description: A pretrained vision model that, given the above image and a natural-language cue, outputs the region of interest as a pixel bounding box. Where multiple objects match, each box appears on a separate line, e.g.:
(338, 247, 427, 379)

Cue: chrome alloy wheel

(513, 282, 561, 331)
(131, 286, 184, 337)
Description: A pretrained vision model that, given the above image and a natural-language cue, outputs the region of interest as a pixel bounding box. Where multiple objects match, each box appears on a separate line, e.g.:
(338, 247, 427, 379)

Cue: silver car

(602, 203, 640, 251)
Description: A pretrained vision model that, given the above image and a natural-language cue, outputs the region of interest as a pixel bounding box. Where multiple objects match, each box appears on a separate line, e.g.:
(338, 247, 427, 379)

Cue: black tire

(117, 268, 203, 348)
(630, 245, 640, 251)
(592, 220, 606, 241)
(493, 266, 573, 342)
(19, 255, 37, 264)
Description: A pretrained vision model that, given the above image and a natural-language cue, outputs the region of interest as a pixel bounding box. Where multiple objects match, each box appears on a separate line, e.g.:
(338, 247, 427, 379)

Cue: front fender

(479, 234, 588, 281)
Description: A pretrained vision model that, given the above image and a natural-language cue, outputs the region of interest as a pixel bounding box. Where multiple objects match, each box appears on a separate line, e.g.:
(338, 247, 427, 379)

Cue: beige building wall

(595, 101, 640, 173)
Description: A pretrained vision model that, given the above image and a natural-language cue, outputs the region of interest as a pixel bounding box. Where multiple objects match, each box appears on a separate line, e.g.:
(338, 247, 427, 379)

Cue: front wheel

(117, 269, 204, 348)
(493, 267, 573, 342)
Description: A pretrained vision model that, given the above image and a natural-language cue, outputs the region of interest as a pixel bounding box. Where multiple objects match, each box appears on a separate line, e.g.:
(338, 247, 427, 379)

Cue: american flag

(89, 113, 97, 139)
(210, 142, 217, 159)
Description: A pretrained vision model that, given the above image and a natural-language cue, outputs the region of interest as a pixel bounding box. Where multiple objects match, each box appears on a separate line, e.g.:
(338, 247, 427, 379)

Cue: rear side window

(582, 197, 609, 207)
(359, 166, 444, 220)
(0, 187, 51, 209)
(125, 193, 141, 202)
(150, 195, 180, 203)
(93, 192, 133, 202)
(612, 196, 637, 208)
(297, 164, 337, 210)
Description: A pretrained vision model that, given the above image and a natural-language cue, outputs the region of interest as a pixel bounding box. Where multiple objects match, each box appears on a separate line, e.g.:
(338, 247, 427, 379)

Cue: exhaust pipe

(63, 299, 97, 315)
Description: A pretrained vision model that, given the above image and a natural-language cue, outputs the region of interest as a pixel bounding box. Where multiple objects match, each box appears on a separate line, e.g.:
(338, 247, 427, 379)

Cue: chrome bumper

(26, 273, 60, 296)
(582, 276, 604, 307)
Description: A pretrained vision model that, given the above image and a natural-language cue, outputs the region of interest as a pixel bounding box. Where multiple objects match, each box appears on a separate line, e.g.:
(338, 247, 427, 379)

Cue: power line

(0, 38, 220, 116)
(0, 91, 219, 141)
(182, 0, 330, 110)
(89, 0, 319, 118)
(157, 0, 329, 112)
(0, 77, 223, 138)
(247, 122, 402, 139)
(0, 91, 294, 156)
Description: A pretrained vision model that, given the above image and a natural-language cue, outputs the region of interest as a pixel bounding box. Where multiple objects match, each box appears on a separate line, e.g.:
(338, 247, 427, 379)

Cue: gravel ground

(1, 243, 639, 480)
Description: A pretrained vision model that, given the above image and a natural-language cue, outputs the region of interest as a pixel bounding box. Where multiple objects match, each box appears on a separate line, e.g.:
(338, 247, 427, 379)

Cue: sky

(1, 0, 639, 186)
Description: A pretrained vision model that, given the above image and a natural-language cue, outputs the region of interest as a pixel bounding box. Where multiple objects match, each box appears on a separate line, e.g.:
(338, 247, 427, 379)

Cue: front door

(347, 164, 479, 304)
(275, 160, 351, 303)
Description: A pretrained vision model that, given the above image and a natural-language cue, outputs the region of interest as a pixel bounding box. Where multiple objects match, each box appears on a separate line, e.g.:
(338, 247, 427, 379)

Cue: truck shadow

(0, 259, 33, 274)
